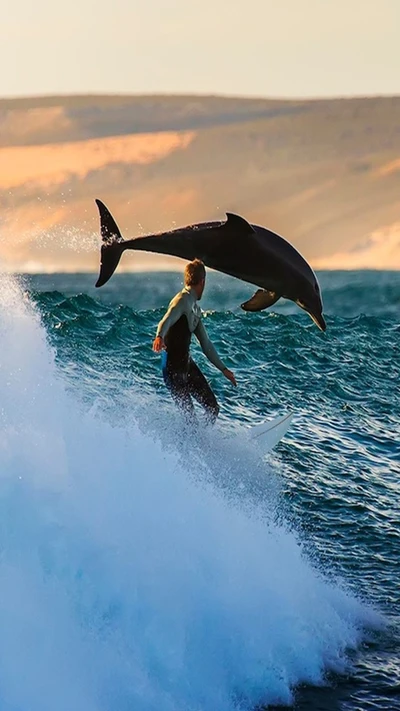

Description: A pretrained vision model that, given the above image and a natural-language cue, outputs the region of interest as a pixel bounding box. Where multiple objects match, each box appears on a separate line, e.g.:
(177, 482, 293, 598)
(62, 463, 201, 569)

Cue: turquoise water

(0, 269, 399, 710)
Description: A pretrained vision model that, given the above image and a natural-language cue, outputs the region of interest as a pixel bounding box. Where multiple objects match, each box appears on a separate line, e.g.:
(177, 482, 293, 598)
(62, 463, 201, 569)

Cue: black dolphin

(94, 199, 326, 331)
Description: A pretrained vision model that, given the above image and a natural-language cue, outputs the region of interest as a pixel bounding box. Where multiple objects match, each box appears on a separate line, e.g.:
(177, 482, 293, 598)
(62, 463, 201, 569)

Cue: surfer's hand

(152, 336, 165, 352)
(223, 368, 237, 387)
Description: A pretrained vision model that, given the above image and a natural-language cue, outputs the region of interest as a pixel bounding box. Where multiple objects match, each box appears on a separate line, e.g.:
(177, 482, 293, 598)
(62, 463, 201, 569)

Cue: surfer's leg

(187, 360, 219, 424)
(163, 361, 195, 419)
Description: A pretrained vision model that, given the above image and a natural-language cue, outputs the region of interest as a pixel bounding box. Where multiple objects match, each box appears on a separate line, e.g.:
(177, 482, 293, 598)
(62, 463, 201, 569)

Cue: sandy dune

(0, 131, 195, 190)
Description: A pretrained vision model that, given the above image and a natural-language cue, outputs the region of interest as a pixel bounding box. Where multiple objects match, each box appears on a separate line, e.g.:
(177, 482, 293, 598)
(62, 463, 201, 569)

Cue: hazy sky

(2, 0, 400, 98)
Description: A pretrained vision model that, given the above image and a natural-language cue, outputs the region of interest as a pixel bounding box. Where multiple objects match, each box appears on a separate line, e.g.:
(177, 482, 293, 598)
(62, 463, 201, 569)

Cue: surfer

(152, 259, 237, 423)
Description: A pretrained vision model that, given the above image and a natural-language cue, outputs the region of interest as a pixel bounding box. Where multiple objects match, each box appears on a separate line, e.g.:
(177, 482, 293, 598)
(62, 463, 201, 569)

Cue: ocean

(0, 268, 398, 711)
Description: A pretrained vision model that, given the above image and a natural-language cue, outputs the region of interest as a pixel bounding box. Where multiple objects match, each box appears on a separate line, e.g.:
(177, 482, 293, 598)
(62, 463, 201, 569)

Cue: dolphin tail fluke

(241, 289, 280, 312)
(95, 199, 125, 287)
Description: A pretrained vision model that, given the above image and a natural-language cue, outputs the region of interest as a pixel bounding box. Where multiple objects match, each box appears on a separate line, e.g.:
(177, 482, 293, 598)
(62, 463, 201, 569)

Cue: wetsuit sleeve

(156, 294, 186, 339)
(194, 320, 226, 372)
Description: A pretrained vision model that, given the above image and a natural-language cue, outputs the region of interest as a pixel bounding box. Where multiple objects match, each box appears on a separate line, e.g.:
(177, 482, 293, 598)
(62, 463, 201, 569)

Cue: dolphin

(94, 199, 326, 331)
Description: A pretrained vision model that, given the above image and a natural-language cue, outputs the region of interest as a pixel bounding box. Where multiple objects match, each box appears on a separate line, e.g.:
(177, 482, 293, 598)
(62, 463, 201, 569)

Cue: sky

(2, 0, 400, 99)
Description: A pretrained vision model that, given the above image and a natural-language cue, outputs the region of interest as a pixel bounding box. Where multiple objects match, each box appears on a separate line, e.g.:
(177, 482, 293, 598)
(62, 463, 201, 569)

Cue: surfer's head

(184, 259, 206, 300)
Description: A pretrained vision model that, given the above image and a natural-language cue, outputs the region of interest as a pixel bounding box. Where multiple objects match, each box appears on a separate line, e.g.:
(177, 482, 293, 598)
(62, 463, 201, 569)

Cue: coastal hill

(1, 94, 399, 272)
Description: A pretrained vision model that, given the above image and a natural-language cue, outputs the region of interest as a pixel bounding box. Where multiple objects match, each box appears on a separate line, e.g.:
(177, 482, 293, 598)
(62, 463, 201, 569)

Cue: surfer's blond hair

(184, 259, 206, 286)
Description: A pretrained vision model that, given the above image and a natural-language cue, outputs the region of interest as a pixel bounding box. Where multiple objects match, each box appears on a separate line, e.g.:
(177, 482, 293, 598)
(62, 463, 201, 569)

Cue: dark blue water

(0, 269, 399, 710)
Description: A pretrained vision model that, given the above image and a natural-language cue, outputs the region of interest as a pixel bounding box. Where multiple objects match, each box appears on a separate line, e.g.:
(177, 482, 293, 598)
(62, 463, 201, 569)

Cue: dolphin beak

(296, 299, 326, 331)
(309, 311, 327, 332)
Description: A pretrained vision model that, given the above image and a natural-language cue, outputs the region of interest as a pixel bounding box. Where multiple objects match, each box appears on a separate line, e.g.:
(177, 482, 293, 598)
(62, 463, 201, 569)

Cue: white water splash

(0, 273, 383, 711)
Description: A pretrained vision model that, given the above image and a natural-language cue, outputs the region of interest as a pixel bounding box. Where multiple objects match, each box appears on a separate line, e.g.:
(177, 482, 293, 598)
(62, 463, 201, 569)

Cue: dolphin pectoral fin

(225, 212, 256, 234)
(95, 199, 125, 287)
(241, 289, 280, 312)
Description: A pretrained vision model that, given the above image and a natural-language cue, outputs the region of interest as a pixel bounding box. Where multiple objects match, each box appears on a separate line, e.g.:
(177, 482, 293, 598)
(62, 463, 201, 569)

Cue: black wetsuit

(156, 286, 226, 423)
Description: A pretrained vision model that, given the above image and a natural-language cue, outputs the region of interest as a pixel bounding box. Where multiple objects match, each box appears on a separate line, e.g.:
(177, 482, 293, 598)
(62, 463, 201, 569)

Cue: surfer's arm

(194, 320, 226, 372)
(156, 295, 186, 340)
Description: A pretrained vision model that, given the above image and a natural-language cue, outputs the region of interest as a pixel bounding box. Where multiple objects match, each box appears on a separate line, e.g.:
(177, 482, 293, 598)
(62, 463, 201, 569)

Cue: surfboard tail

(95, 199, 125, 288)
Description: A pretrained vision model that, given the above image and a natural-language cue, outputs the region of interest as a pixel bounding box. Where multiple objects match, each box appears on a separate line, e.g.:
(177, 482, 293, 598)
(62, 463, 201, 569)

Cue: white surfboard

(247, 411, 294, 455)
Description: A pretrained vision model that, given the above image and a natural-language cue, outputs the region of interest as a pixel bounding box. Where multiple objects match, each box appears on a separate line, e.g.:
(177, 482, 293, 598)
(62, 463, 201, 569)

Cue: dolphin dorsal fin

(225, 212, 255, 234)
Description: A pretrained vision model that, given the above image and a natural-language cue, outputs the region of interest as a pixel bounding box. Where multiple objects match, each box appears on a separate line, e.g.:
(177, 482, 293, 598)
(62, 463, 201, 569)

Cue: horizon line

(1, 90, 400, 103)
